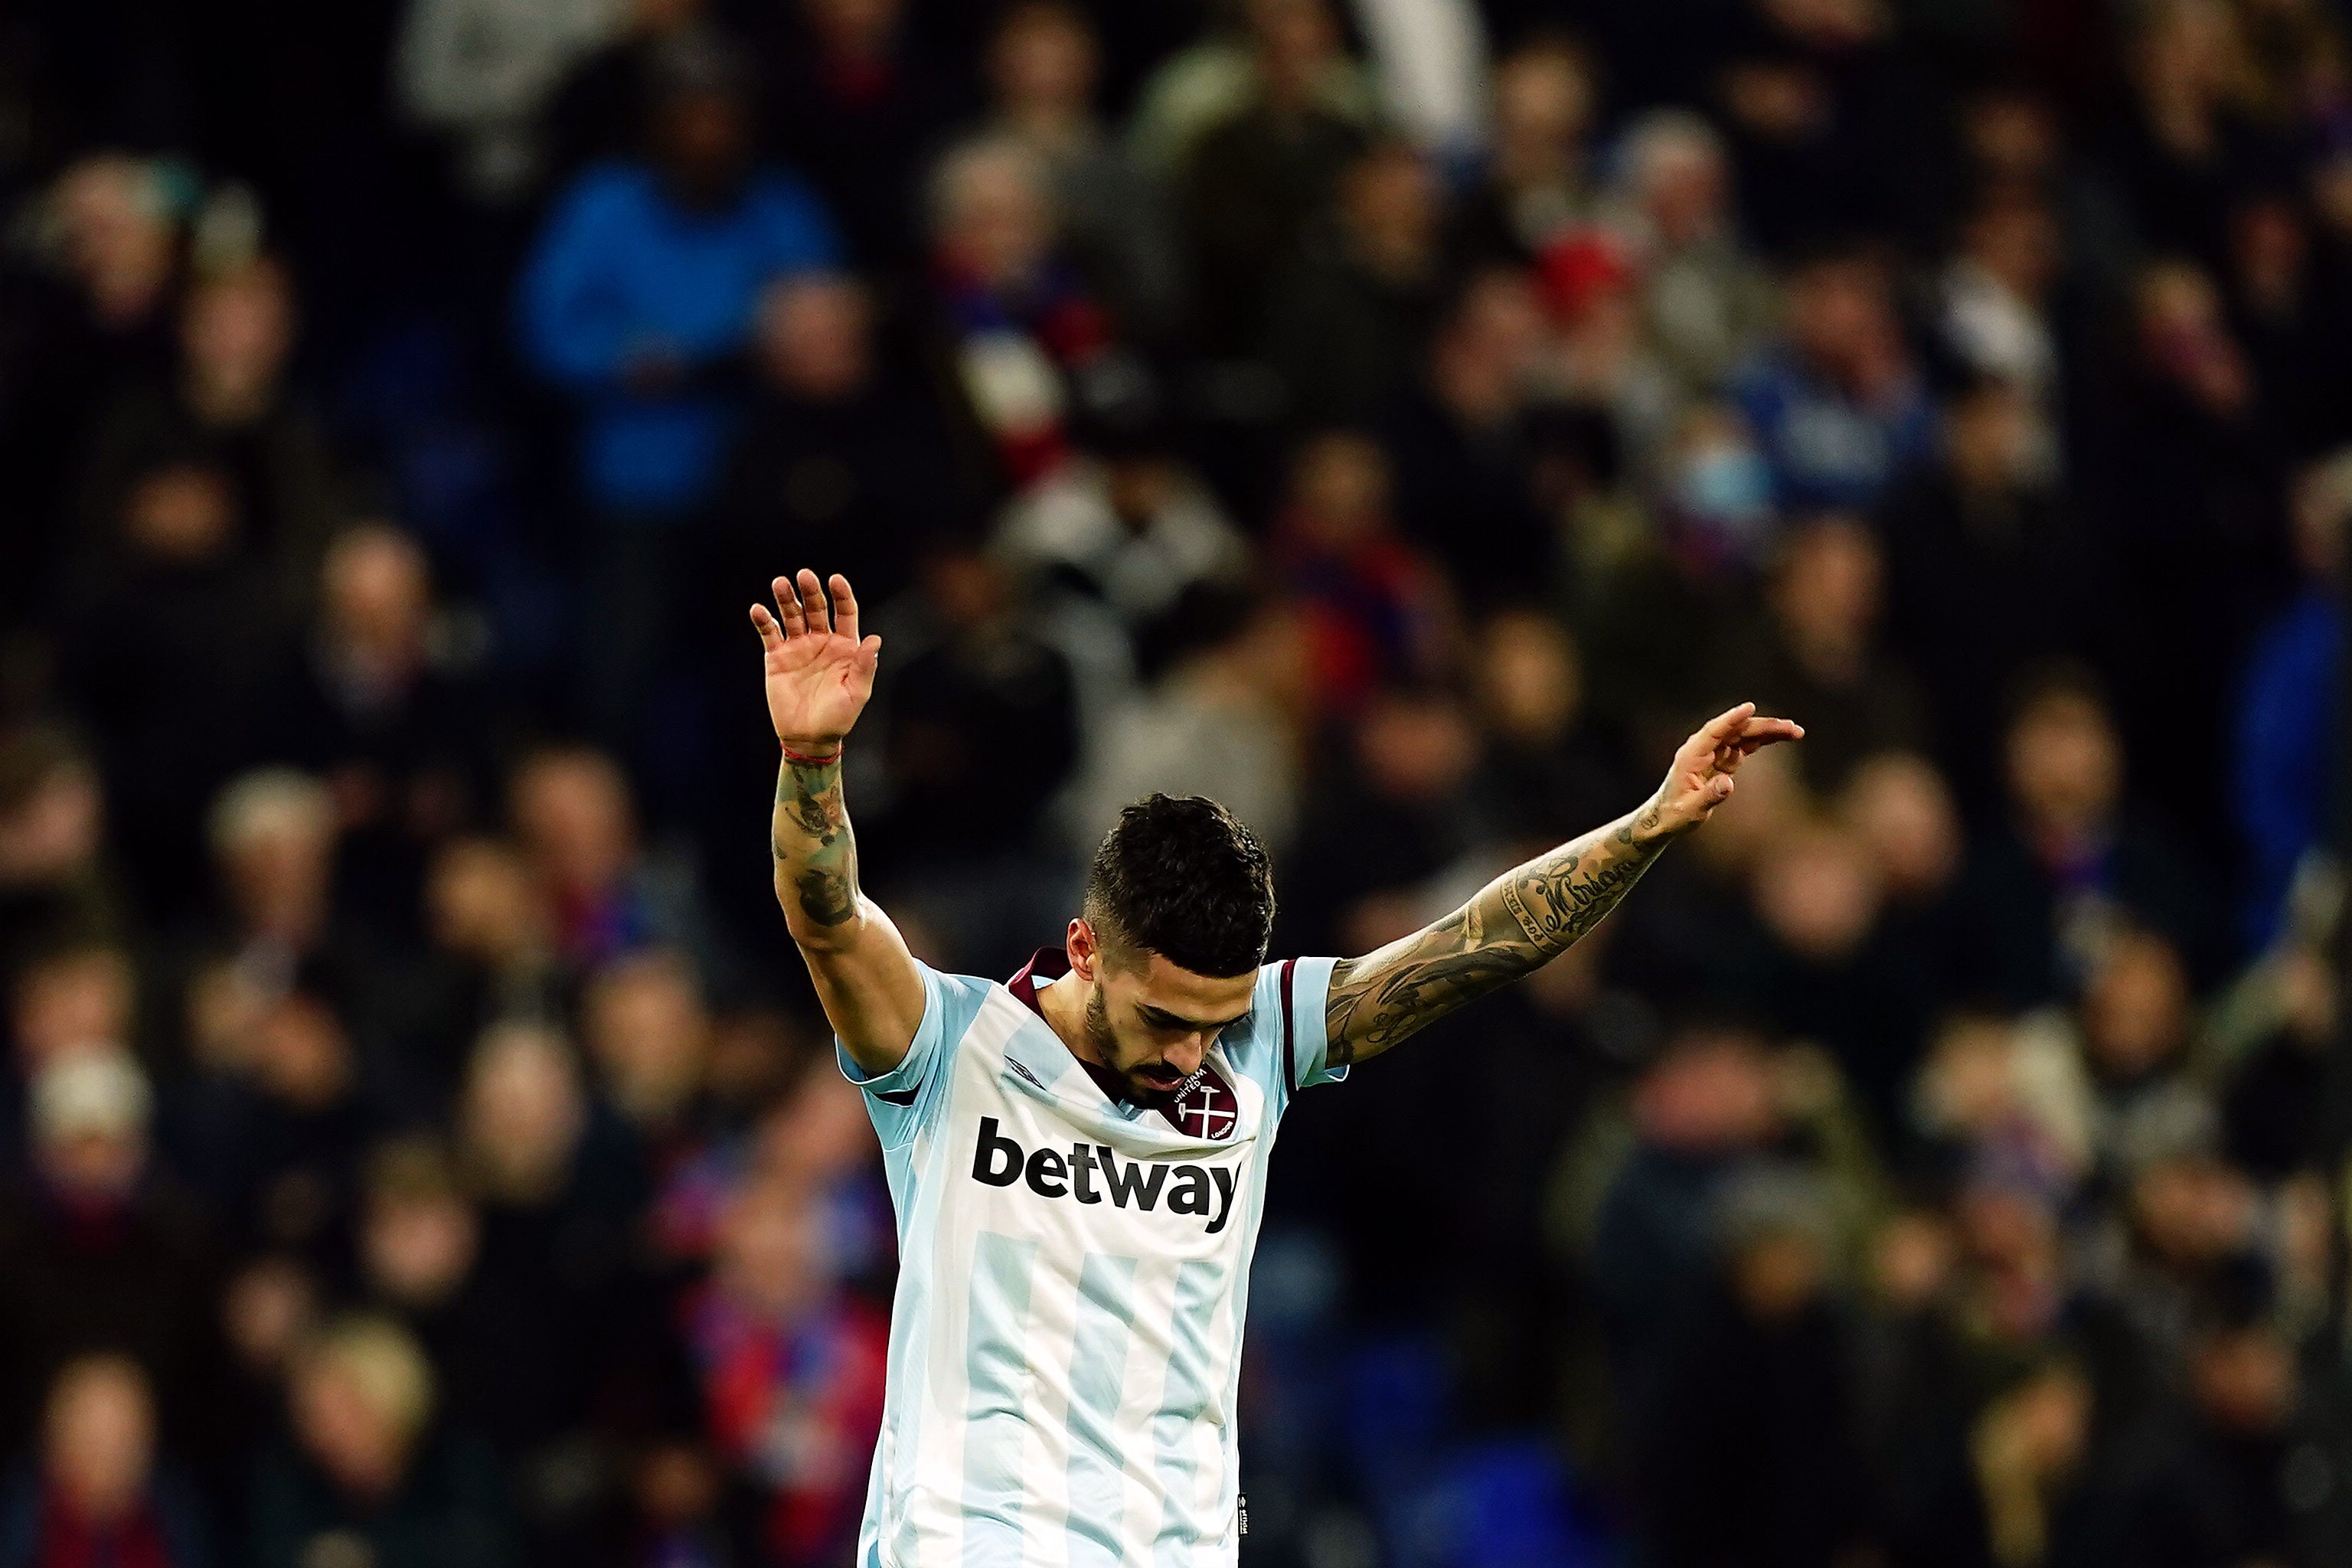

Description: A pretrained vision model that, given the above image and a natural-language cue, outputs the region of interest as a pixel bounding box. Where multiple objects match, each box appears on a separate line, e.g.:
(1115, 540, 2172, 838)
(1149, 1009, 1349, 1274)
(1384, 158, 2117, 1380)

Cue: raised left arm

(1324, 703, 1801, 1067)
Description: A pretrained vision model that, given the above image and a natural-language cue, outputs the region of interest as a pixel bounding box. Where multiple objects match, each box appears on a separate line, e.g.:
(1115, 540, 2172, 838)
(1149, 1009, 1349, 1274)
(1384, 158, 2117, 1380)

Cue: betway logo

(972, 1118, 1237, 1233)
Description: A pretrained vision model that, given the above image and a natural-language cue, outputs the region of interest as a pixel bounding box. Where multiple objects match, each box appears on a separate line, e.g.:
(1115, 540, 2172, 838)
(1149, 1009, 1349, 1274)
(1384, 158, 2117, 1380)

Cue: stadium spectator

(446, 1023, 646, 1475)
(541, 0, 709, 186)
(74, 255, 342, 617)
(1380, 269, 1559, 611)
(2226, 193, 2352, 461)
(507, 745, 717, 977)
(2099, 0, 2264, 273)
(396, 838, 565, 1096)
(2083, 258, 2285, 838)
(978, 2, 1182, 337)
(0, 733, 119, 984)
(601, 1439, 728, 1568)
(0, 1050, 220, 1456)
(863, 543, 1083, 973)
(1129, 0, 1373, 177)
(755, 0, 966, 269)
(2232, 449, 2348, 951)
(165, 986, 381, 1267)
(1262, 139, 1449, 426)
(1840, 753, 1977, 1057)
(1067, 590, 1308, 857)
(518, 30, 841, 750)
(1733, 245, 1935, 513)
(1465, 608, 1637, 844)
(682, 1179, 885, 1568)
(1935, 191, 2066, 461)
(580, 948, 710, 1168)
(196, 770, 357, 1004)
(1875, 374, 2085, 814)
(1740, 817, 1929, 1126)
(1606, 110, 1780, 406)
(0, 156, 187, 613)
(8, 944, 133, 1090)
(0, 1354, 207, 1568)
(924, 135, 1118, 488)
(1269, 430, 1453, 717)
(1453, 36, 1600, 269)
(1584, 1022, 1788, 1426)
(262, 524, 496, 936)
(1282, 684, 1484, 956)
(1638, 1165, 1877, 1568)
(1723, 512, 1925, 792)
(991, 391, 1251, 649)
(56, 464, 296, 926)
(1171, 0, 1373, 352)
(720, 275, 966, 616)
(1967, 665, 2213, 1006)
(250, 1315, 509, 1568)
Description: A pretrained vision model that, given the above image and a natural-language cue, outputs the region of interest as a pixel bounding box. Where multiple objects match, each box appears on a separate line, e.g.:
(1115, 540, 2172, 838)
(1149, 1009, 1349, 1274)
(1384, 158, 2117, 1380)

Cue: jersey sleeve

(1283, 956, 1349, 1093)
(1227, 956, 1349, 1122)
(835, 960, 990, 1150)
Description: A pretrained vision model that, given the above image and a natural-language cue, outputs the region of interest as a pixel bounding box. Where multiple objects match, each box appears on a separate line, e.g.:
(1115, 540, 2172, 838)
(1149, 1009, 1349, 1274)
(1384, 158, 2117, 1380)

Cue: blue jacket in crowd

(2233, 588, 2342, 951)
(1732, 351, 1938, 514)
(518, 161, 841, 517)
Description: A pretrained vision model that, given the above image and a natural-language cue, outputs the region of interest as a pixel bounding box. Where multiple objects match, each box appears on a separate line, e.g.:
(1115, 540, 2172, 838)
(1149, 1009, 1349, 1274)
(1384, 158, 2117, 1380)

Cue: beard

(1083, 984, 1121, 1063)
(1084, 984, 1186, 1102)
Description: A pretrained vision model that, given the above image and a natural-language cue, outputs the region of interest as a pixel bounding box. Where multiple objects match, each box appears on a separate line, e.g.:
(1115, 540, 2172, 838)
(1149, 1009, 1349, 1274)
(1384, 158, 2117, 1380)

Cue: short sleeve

(1225, 956, 1348, 1123)
(836, 961, 988, 1150)
(1282, 956, 1349, 1093)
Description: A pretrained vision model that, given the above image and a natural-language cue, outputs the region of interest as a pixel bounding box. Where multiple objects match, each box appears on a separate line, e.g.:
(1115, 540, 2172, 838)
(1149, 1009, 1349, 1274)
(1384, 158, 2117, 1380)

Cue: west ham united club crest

(1166, 1067, 1240, 1142)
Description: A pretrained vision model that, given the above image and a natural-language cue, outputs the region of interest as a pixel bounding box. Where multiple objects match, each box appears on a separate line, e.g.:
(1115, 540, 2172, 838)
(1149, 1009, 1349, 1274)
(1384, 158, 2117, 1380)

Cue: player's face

(1084, 950, 1257, 1102)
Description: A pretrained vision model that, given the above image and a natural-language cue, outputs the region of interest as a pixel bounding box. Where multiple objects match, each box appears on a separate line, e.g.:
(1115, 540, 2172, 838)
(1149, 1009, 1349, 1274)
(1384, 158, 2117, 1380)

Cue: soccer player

(750, 569, 1800, 1568)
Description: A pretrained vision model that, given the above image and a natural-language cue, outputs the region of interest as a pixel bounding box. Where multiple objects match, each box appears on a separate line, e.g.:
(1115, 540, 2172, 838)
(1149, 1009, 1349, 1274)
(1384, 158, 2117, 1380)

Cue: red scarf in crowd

(30, 1489, 175, 1568)
(688, 1287, 890, 1567)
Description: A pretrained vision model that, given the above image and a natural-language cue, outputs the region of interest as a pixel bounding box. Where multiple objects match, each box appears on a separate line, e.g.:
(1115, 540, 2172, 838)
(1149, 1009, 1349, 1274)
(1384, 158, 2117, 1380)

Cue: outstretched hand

(1642, 702, 1804, 839)
(750, 570, 880, 746)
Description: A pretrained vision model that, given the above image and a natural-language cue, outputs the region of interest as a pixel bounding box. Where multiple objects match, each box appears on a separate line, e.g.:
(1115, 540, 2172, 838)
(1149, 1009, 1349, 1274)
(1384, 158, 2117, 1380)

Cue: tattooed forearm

(771, 753, 865, 939)
(794, 866, 858, 925)
(1495, 838, 1654, 952)
(1323, 798, 1674, 1064)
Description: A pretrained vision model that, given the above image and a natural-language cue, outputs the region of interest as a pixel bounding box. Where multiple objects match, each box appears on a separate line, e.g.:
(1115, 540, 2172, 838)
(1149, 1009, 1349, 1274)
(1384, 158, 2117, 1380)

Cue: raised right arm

(754, 570, 925, 1075)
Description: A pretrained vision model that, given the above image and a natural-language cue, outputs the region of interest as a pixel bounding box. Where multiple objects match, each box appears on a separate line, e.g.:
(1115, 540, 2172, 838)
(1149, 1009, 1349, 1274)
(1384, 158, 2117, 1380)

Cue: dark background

(0, 0, 2348, 1564)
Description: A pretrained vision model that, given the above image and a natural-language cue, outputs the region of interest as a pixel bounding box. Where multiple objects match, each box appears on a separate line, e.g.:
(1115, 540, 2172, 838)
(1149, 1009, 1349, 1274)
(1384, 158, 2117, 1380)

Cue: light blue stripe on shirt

(1150, 1259, 1224, 1567)
(962, 1231, 1039, 1568)
(1064, 1253, 1141, 1568)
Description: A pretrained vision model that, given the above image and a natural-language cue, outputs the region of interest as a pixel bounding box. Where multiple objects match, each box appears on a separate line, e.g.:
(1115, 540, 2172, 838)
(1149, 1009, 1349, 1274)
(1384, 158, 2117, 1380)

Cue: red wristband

(781, 743, 844, 766)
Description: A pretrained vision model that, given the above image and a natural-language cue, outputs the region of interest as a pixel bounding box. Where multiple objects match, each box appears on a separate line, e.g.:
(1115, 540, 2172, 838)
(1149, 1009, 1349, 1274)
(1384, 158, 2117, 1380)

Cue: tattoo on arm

(793, 864, 858, 925)
(771, 753, 862, 931)
(1322, 799, 1671, 1064)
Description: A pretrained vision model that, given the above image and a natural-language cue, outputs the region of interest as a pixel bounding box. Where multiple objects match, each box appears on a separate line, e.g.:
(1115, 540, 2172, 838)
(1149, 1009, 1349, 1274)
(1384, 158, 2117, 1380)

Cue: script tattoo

(772, 753, 861, 928)
(1322, 796, 1671, 1065)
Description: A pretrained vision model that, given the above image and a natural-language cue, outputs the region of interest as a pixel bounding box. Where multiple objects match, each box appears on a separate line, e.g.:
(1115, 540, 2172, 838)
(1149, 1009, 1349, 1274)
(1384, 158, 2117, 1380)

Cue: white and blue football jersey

(838, 947, 1347, 1568)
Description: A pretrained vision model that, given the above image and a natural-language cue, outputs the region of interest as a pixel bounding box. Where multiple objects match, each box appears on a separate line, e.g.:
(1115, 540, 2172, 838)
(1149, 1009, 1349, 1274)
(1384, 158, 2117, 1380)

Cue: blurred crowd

(0, 0, 2350, 1564)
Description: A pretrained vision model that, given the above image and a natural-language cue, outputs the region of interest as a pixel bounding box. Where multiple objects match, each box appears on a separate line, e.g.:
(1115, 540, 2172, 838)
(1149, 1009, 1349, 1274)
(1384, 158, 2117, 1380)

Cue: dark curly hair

(1083, 795, 1275, 978)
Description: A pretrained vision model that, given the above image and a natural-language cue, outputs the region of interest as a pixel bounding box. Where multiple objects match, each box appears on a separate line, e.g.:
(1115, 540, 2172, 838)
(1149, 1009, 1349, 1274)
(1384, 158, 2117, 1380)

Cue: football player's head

(1068, 796, 1274, 1099)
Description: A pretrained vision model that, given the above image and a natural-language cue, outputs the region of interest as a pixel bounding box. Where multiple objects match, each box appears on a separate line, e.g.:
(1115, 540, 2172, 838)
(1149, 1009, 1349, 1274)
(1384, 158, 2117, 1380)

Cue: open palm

(750, 570, 881, 745)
